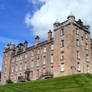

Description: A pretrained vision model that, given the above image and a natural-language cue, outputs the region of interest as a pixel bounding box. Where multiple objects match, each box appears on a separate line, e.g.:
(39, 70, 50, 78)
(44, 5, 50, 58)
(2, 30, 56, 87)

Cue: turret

(53, 21, 61, 29)
(67, 14, 75, 23)
(1, 43, 15, 85)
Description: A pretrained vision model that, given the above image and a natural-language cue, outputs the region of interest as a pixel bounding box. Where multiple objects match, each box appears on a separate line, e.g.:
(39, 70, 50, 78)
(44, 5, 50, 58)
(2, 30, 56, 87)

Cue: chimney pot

(48, 30, 52, 40)
(35, 36, 40, 45)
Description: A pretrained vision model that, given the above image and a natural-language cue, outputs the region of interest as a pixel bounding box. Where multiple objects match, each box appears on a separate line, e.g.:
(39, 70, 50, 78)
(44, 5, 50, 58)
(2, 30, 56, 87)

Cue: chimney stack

(35, 36, 40, 45)
(24, 41, 28, 50)
(48, 30, 52, 40)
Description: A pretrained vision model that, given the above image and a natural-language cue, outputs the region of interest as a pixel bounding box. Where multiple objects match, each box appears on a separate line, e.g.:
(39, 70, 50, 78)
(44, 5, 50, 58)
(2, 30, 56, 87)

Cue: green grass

(1, 74, 92, 92)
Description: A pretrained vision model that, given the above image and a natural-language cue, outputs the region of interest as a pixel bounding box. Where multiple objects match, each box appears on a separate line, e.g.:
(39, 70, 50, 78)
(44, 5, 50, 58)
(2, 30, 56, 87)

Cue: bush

(7, 80, 13, 84)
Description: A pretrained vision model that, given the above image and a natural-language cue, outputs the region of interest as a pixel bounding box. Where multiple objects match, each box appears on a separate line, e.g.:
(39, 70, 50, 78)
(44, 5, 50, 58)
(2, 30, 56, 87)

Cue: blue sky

(0, 0, 92, 71)
(0, 0, 44, 70)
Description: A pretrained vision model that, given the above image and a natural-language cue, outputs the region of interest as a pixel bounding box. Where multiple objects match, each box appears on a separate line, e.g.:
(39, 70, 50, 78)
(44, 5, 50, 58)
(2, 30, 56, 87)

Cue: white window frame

(43, 56, 46, 65)
(51, 54, 54, 63)
(61, 52, 64, 60)
(16, 65, 18, 72)
(61, 64, 64, 72)
(37, 58, 40, 66)
(77, 51, 80, 59)
(61, 29, 64, 36)
(30, 71, 33, 78)
(51, 44, 54, 50)
(77, 63, 80, 71)
(20, 64, 22, 71)
(50, 66, 53, 74)
(31, 61, 34, 68)
(43, 47, 46, 52)
(24, 63, 27, 70)
(61, 40, 64, 48)
(43, 68, 46, 75)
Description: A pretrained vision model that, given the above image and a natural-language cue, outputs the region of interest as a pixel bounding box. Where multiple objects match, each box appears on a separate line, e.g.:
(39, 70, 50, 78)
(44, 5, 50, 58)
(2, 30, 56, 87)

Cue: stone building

(1, 15, 92, 85)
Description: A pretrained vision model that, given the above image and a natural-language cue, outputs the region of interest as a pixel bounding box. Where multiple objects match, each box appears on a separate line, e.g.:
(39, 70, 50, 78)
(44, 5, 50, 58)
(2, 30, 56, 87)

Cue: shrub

(7, 80, 13, 84)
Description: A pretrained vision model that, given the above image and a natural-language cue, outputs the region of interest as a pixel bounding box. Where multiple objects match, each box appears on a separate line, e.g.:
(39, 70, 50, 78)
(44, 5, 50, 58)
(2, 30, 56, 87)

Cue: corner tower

(1, 43, 15, 85)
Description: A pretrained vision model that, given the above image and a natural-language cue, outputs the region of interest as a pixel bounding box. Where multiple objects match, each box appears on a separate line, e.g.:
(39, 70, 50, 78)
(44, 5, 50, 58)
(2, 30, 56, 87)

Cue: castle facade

(1, 15, 92, 85)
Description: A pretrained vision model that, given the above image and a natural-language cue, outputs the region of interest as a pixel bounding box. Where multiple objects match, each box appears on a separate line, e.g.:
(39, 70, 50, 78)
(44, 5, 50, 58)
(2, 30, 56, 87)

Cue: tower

(53, 15, 92, 77)
(1, 43, 15, 85)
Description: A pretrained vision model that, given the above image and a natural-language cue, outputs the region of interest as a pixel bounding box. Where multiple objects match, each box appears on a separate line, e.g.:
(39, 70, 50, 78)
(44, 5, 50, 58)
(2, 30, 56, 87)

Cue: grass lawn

(0, 74, 92, 92)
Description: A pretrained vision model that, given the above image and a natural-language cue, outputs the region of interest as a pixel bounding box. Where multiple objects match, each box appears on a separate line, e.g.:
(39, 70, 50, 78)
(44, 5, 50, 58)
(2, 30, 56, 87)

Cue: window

(37, 49, 40, 54)
(76, 29, 79, 35)
(61, 52, 64, 60)
(87, 65, 89, 73)
(5, 59, 7, 64)
(51, 54, 54, 63)
(37, 58, 40, 66)
(77, 51, 80, 59)
(81, 36, 83, 40)
(25, 54, 27, 58)
(43, 68, 46, 75)
(76, 39, 79, 46)
(20, 64, 22, 71)
(61, 29, 64, 36)
(61, 40, 64, 48)
(36, 69, 39, 79)
(20, 56, 22, 60)
(50, 66, 53, 75)
(86, 43, 88, 50)
(30, 71, 33, 78)
(51, 44, 54, 50)
(31, 51, 34, 56)
(31, 60, 34, 68)
(43, 56, 46, 65)
(61, 64, 64, 72)
(16, 65, 18, 72)
(43, 47, 46, 52)
(11, 67, 14, 73)
(86, 54, 89, 62)
(77, 62, 80, 71)
(24, 63, 27, 70)
(85, 33, 88, 39)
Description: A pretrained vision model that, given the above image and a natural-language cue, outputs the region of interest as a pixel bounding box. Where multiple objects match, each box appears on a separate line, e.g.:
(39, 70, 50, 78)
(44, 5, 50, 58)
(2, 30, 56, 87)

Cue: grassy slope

(0, 74, 92, 92)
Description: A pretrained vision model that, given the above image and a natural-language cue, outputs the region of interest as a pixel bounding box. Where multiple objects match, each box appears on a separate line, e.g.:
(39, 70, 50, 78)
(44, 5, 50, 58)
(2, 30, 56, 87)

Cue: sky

(0, 0, 92, 71)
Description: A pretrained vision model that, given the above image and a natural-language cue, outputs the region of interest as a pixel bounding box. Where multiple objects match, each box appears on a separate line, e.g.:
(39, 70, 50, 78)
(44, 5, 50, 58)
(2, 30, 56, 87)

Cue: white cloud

(26, 0, 92, 39)
(0, 36, 20, 45)
(25, 13, 32, 27)
(28, 0, 44, 5)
